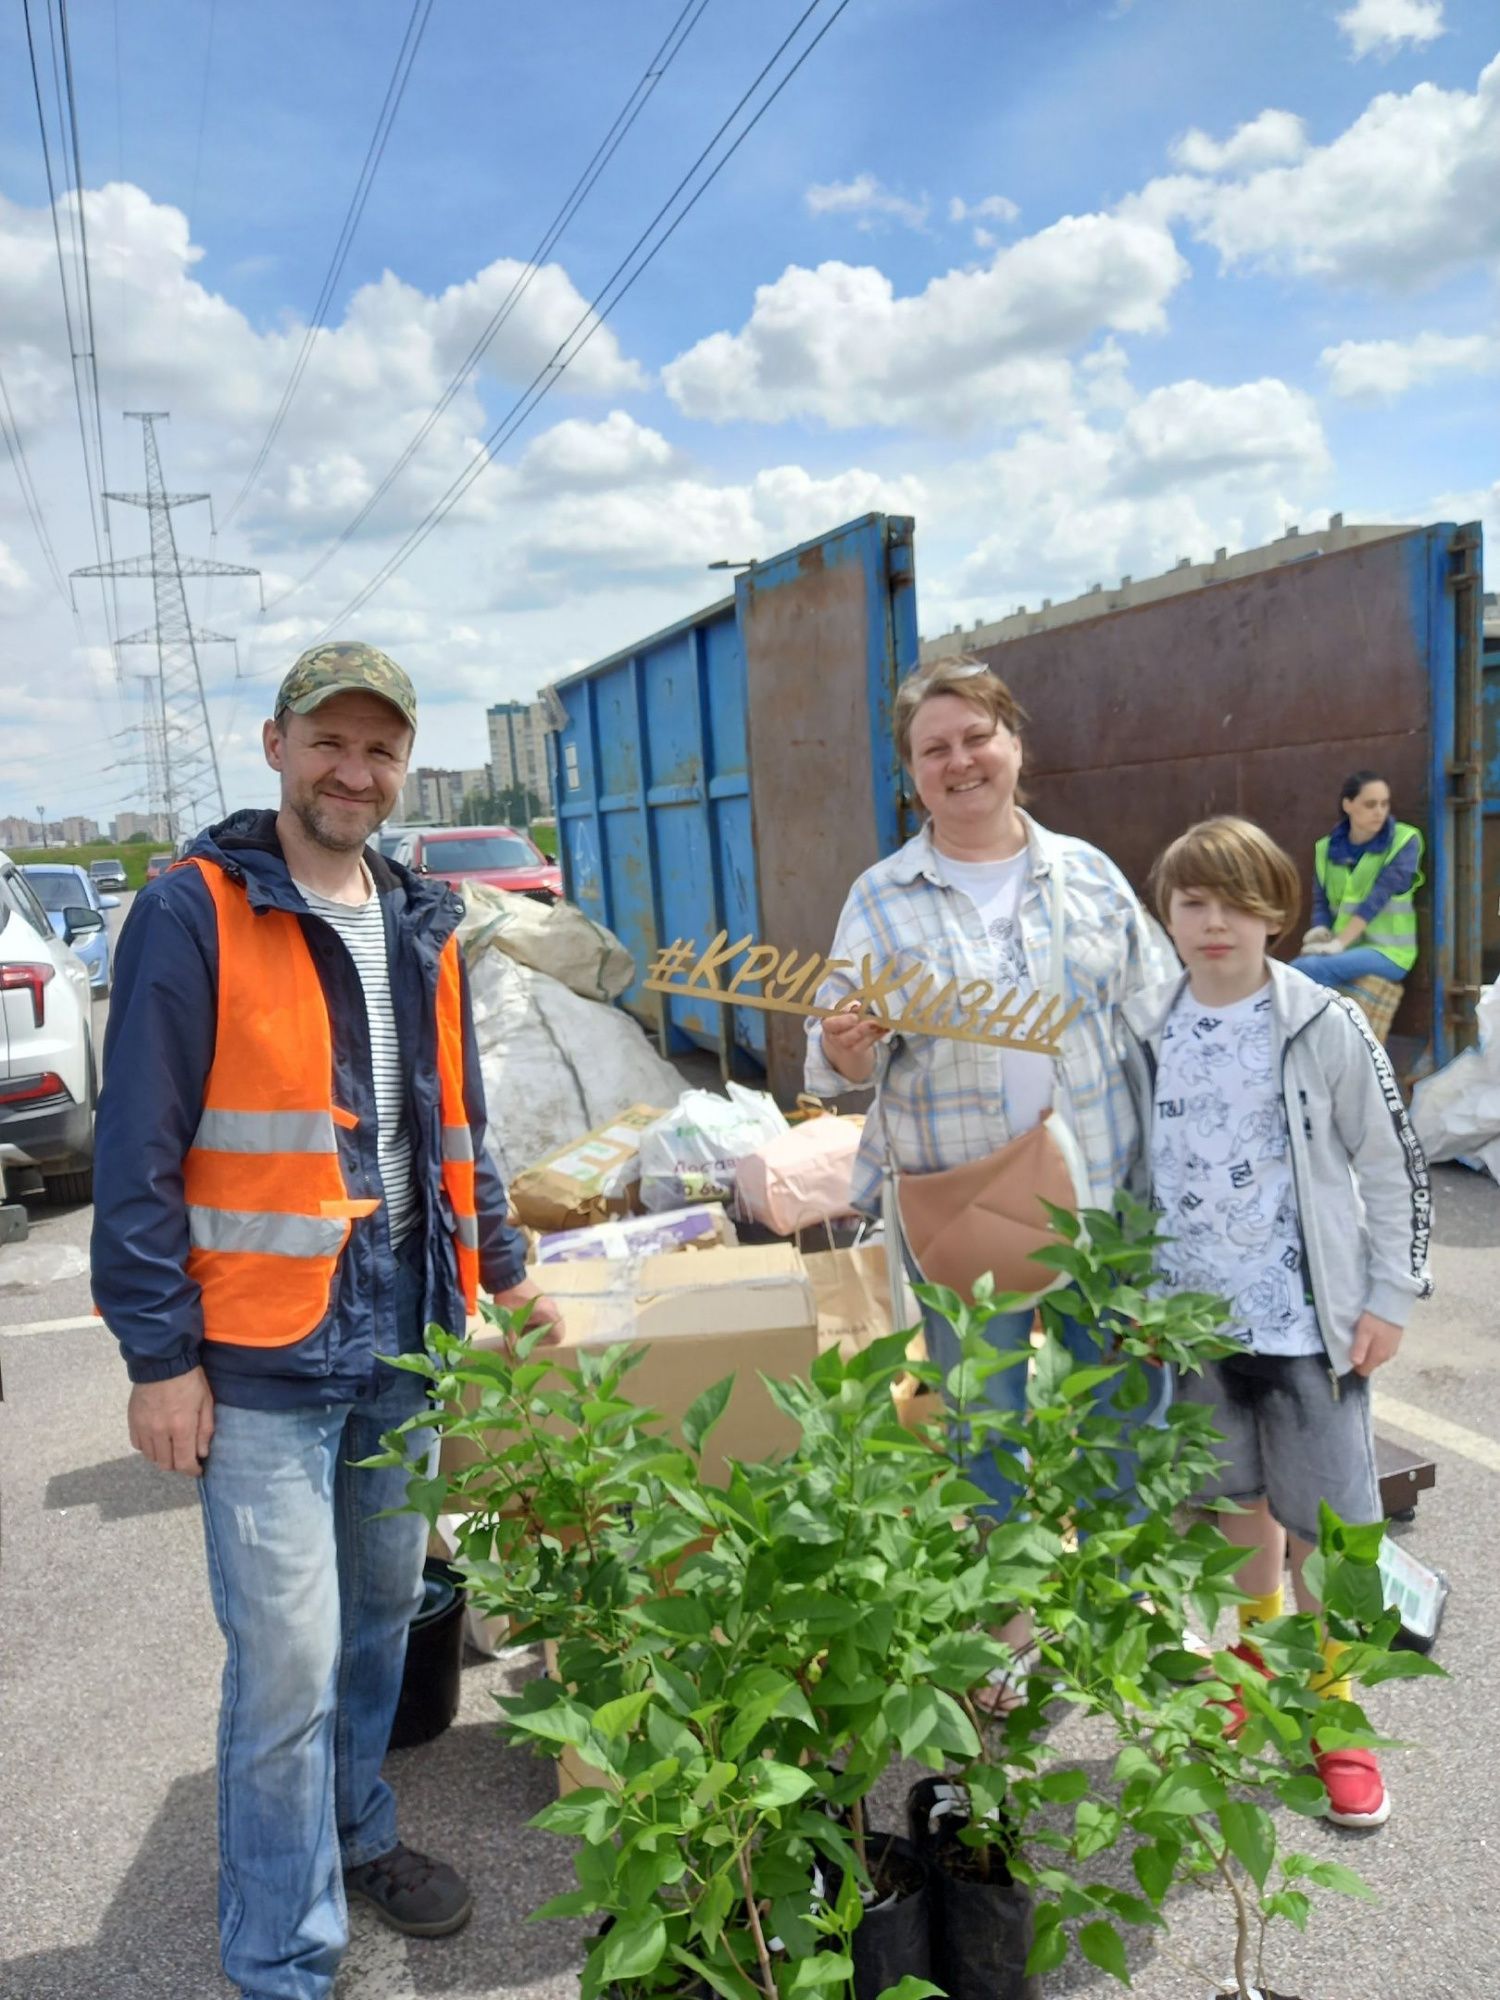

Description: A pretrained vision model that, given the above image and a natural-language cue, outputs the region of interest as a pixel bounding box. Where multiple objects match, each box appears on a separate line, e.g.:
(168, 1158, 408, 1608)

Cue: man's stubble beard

(290, 791, 384, 856)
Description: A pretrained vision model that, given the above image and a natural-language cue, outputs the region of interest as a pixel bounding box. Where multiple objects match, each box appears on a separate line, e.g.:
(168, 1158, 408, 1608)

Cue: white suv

(0, 848, 98, 1202)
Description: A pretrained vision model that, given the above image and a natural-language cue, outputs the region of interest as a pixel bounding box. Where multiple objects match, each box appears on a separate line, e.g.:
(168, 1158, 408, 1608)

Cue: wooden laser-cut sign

(644, 933, 1084, 1055)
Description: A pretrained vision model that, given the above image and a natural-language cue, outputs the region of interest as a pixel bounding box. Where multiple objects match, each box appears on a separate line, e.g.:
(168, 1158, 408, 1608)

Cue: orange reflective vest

(181, 858, 479, 1348)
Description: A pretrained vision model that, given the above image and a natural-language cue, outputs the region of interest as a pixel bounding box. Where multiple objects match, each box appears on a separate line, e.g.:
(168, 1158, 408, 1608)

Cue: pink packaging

(734, 1115, 864, 1236)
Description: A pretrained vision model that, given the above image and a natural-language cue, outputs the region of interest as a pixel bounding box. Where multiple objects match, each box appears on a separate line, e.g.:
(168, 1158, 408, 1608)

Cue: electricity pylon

(72, 412, 262, 840)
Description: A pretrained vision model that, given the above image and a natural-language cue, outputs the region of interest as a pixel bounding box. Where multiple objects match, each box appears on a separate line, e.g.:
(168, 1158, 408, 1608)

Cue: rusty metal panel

(970, 531, 1462, 1059)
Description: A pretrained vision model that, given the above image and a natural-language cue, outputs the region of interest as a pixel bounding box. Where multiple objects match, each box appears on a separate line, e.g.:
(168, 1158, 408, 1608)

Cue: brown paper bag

(803, 1246, 936, 1428)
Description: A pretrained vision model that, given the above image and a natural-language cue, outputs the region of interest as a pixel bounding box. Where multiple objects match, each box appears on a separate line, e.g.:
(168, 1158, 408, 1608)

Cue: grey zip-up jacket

(1119, 960, 1433, 1376)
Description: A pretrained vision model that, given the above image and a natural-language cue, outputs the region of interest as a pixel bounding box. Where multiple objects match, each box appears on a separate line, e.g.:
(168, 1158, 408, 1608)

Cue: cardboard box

(542, 1637, 612, 1796)
(535, 1202, 737, 1264)
(509, 1104, 664, 1233)
(442, 1245, 819, 1492)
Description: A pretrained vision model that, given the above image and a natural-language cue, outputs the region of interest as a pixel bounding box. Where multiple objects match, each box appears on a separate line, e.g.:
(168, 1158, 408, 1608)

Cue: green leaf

(597, 1911, 667, 1983)
(1275, 1773, 1329, 1817)
(530, 1791, 615, 1842)
(681, 1375, 734, 1453)
(1291, 1858, 1376, 1899)
(591, 1691, 653, 1741)
(1143, 1765, 1225, 1817)
(1218, 1801, 1275, 1891)
(1024, 1911, 1069, 1977)
(747, 1761, 816, 1809)
(873, 1984, 946, 2000)
(1078, 1919, 1131, 1985)
(1265, 1887, 1314, 1932)
(787, 1951, 855, 1991)
(530, 1888, 600, 1920)
(1131, 1837, 1179, 1905)
(1039, 1768, 1090, 1804)
(639, 1594, 713, 1639)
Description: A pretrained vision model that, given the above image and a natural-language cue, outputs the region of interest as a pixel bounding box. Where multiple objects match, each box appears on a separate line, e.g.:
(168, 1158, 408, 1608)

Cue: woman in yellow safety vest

(1291, 769, 1423, 989)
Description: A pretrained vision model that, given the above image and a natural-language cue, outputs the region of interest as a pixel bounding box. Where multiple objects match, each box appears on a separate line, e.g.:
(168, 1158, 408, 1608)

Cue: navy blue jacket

(91, 810, 528, 1410)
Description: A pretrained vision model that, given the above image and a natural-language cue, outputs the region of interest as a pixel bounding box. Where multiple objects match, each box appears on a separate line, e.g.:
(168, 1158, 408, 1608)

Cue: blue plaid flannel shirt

(804, 815, 1179, 1216)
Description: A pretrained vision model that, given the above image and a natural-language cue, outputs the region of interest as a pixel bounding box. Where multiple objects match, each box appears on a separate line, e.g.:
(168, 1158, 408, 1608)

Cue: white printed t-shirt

(1150, 983, 1323, 1356)
(295, 872, 418, 1245)
(939, 850, 1055, 1137)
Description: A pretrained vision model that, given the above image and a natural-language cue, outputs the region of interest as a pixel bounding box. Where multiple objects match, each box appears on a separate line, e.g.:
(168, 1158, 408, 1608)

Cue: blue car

(21, 862, 117, 996)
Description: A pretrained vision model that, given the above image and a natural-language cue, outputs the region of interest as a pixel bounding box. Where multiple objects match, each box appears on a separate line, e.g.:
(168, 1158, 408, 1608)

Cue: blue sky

(1, 0, 1496, 824)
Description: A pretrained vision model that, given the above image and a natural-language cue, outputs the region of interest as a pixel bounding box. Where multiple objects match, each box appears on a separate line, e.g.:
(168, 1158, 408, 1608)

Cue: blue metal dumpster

(547, 513, 919, 1098)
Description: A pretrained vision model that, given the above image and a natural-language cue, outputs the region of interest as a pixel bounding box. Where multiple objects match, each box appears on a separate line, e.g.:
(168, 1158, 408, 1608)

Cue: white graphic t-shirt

(1151, 984, 1323, 1356)
(940, 851, 1055, 1136)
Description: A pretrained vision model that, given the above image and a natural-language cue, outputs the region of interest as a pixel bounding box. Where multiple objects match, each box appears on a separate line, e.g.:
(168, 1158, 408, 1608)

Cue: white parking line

(1376, 1391, 1500, 1478)
(0, 1312, 99, 1336)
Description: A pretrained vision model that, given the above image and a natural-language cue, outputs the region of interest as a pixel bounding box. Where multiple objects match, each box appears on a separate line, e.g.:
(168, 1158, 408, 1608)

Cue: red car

(407, 826, 563, 904)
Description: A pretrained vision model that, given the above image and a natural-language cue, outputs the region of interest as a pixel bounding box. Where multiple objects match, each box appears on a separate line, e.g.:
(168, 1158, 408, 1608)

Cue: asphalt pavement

(2, 894, 1496, 1997)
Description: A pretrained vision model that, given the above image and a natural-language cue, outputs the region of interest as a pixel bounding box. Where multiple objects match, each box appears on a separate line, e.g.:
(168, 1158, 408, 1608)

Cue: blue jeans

(198, 1253, 433, 2000)
(1289, 946, 1407, 989)
(920, 1294, 1172, 1519)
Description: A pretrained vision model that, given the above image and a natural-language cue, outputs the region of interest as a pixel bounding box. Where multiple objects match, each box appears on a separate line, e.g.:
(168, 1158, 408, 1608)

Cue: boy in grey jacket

(1121, 816, 1432, 1831)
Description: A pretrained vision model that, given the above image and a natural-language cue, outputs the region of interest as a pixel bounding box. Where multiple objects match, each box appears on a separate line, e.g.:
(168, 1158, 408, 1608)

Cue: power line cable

(220, 0, 435, 528)
(22, 0, 119, 661)
(311, 0, 853, 640)
(0, 362, 71, 600)
(57, 0, 124, 646)
(265, 0, 712, 613)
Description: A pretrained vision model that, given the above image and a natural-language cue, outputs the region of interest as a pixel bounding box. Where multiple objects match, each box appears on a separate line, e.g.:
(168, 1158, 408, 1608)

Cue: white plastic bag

(1411, 982, 1500, 1178)
(637, 1084, 790, 1213)
(457, 881, 633, 1003)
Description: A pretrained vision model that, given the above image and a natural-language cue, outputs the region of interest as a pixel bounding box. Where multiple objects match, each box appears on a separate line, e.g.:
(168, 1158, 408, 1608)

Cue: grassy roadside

(5, 840, 164, 890)
(530, 821, 557, 857)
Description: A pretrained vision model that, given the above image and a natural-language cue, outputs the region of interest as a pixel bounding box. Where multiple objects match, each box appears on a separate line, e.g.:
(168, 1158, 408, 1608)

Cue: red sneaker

(1213, 1639, 1271, 1739)
(1315, 1746, 1390, 1828)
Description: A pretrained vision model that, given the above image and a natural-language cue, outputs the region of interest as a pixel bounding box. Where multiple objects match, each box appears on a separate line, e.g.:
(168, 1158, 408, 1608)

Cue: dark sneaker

(344, 1844, 474, 1936)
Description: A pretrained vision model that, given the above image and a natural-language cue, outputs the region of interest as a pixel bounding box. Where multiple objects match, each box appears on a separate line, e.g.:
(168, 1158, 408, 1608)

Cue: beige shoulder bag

(882, 850, 1091, 1312)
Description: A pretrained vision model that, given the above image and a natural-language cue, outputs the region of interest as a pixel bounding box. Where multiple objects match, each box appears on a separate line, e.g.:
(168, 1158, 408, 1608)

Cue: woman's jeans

(197, 1251, 433, 2000)
(919, 1293, 1172, 1521)
(1289, 946, 1407, 989)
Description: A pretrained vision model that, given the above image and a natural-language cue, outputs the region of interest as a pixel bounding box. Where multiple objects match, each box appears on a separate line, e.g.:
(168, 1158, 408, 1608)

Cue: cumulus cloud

(1336, 0, 1445, 59)
(949, 194, 1021, 224)
(804, 175, 929, 230)
(661, 213, 1188, 430)
(1321, 329, 1499, 399)
(1170, 109, 1308, 174)
(1110, 378, 1329, 494)
(0, 181, 646, 542)
(1144, 51, 1500, 289)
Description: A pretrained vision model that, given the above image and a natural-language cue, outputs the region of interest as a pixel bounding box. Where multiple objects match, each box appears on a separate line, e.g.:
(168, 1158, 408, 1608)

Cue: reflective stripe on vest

(436, 936, 480, 1312)
(1314, 821, 1424, 974)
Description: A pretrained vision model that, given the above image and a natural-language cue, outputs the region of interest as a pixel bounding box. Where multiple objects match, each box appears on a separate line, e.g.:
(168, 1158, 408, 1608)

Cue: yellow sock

(1314, 1637, 1352, 1703)
(1237, 1586, 1285, 1632)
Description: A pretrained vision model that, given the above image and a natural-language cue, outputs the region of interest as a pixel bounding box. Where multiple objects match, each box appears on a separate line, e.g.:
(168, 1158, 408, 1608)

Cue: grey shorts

(1177, 1350, 1381, 1546)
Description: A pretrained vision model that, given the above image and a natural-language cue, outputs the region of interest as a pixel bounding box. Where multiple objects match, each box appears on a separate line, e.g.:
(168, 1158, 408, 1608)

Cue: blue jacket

(91, 810, 528, 1410)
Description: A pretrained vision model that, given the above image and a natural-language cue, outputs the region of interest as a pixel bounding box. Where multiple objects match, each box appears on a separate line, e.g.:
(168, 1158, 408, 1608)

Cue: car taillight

(0, 961, 54, 1028)
(0, 1071, 66, 1105)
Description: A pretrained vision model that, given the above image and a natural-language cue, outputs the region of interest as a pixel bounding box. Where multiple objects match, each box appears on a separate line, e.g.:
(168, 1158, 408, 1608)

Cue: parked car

(89, 856, 127, 891)
(405, 826, 563, 903)
(21, 862, 117, 995)
(144, 851, 173, 881)
(0, 849, 98, 1202)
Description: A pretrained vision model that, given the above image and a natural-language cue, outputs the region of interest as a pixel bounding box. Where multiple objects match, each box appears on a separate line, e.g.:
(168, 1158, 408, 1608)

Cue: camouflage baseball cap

(274, 642, 417, 732)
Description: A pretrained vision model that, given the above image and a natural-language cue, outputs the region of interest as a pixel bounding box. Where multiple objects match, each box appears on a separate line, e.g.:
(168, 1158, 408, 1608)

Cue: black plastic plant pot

(932, 1860, 1040, 2000)
(843, 1832, 933, 2000)
(906, 1777, 1038, 2000)
(388, 1558, 466, 1751)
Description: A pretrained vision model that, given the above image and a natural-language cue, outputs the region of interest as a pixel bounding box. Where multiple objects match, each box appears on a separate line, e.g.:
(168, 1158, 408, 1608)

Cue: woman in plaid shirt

(806, 656, 1178, 1520)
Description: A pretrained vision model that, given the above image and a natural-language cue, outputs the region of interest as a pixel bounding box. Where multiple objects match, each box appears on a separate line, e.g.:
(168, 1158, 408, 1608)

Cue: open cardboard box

(441, 1244, 819, 1494)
